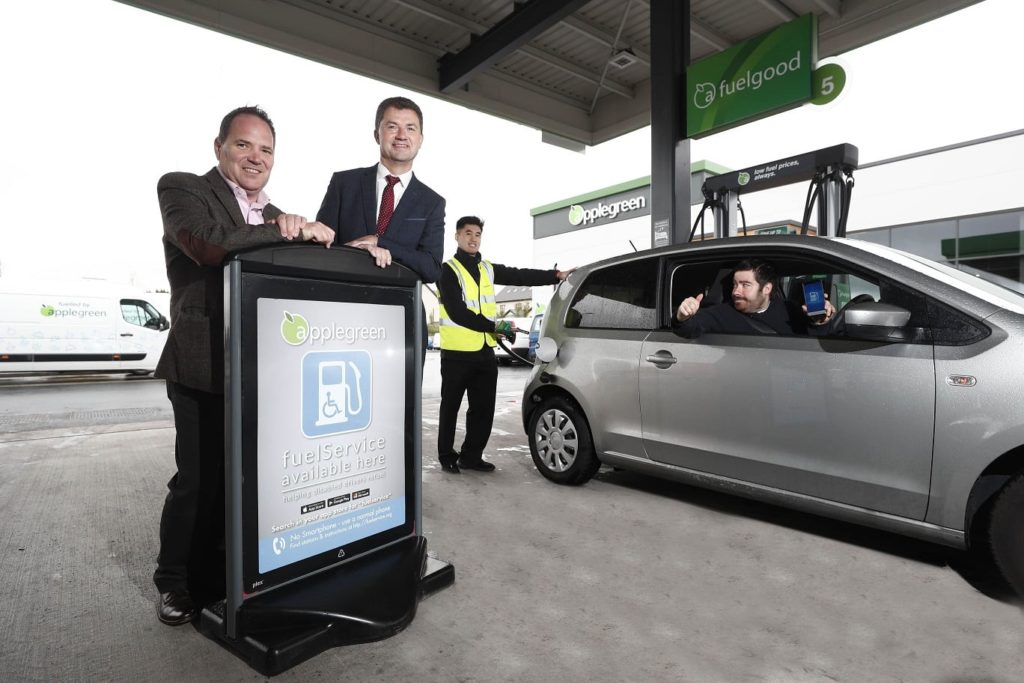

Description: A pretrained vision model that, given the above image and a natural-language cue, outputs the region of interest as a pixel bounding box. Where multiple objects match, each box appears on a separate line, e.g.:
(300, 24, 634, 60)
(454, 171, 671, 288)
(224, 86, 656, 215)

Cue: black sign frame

(222, 245, 424, 639)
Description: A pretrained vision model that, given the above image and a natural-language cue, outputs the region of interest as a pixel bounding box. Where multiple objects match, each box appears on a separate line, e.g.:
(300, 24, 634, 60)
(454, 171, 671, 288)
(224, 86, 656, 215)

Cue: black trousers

(153, 381, 225, 600)
(437, 349, 498, 465)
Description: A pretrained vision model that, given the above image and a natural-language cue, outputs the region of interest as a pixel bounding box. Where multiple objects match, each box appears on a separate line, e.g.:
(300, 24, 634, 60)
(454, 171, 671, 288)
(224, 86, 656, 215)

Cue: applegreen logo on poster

(568, 205, 584, 226)
(281, 311, 309, 345)
(40, 304, 55, 317)
(738, 172, 751, 186)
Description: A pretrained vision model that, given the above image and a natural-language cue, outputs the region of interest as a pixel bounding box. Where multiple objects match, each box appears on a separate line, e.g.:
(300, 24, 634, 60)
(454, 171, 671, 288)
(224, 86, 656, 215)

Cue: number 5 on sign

(811, 63, 846, 105)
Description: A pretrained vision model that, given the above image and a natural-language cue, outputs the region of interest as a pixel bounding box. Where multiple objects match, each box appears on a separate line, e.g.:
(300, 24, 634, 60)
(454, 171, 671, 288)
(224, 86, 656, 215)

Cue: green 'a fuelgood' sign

(687, 14, 816, 138)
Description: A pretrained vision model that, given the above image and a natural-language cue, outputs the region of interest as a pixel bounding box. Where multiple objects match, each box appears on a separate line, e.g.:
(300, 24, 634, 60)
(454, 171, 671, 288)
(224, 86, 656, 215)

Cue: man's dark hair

(456, 216, 484, 231)
(734, 259, 777, 290)
(375, 96, 424, 131)
(218, 106, 275, 143)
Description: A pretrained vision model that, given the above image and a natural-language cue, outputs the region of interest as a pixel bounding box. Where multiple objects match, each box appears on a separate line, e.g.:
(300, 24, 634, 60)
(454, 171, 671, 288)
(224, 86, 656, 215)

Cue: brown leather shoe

(157, 591, 196, 626)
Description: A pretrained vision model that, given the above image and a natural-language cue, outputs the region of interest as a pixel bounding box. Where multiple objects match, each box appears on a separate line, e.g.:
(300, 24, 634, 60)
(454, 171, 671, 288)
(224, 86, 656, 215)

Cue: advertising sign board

(237, 272, 417, 597)
(687, 14, 816, 138)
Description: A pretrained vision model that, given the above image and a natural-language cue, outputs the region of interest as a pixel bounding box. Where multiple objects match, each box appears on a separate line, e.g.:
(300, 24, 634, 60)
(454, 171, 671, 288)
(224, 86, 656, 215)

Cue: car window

(566, 258, 657, 330)
(778, 271, 882, 320)
(668, 253, 987, 345)
(670, 261, 730, 307)
(121, 299, 162, 328)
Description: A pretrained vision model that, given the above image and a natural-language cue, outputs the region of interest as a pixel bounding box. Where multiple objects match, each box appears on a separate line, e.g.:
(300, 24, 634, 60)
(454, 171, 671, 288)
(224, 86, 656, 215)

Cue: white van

(0, 278, 169, 375)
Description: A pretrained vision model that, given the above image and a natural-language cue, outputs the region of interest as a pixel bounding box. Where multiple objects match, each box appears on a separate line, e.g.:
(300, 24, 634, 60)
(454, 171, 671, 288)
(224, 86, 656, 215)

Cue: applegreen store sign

(687, 14, 816, 138)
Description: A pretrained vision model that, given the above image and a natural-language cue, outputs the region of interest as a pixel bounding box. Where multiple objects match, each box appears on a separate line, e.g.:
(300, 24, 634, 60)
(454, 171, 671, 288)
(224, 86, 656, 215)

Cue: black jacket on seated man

(672, 296, 818, 338)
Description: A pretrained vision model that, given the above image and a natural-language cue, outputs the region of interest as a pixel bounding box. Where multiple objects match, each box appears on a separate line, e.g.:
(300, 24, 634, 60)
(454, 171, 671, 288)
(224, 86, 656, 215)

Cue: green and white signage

(687, 14, 816, 138)
(255, 297, 406, 575)
(533, 183, 652, 238)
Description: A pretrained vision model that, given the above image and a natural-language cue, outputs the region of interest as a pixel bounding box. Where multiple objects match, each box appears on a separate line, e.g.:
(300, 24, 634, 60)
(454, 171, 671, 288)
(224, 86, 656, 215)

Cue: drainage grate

(0, 407, 171, 433)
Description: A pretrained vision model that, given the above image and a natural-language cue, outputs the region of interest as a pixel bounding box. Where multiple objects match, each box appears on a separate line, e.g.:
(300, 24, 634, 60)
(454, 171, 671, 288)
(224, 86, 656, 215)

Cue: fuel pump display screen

(237, 273, 416, 595)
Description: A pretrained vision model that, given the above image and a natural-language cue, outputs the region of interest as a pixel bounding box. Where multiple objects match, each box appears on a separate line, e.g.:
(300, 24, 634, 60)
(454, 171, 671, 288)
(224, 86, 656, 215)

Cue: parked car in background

(523, 234, 1024, 597)
(494, 316, 532, 365)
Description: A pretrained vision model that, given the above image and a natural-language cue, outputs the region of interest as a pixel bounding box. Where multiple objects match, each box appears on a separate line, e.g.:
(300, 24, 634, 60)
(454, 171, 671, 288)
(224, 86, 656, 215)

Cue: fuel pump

(693, 143, 858, 240)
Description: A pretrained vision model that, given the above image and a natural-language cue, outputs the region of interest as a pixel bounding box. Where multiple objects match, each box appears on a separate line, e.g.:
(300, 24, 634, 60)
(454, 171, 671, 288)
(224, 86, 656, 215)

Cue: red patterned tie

(376, 175, 400, 235)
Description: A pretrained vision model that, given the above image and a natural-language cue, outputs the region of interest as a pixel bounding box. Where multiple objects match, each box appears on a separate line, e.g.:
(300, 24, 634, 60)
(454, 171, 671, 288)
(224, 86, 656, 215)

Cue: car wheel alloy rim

(535, 408, 578, 472)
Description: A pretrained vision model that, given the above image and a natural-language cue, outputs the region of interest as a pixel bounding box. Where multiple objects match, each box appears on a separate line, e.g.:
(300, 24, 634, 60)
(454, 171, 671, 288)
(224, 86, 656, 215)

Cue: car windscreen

(845, 239, 1024, 312)
(907, 255, 1024, 302)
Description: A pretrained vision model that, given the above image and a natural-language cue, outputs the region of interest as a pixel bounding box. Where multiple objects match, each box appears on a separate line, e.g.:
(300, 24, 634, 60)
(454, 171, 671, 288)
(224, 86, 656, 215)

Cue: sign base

(198, 536, 454, 675)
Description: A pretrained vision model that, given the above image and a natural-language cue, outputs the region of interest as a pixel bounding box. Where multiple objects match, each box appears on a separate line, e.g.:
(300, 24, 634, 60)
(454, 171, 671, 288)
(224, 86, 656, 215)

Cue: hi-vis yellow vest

(439, 258, 497, 351)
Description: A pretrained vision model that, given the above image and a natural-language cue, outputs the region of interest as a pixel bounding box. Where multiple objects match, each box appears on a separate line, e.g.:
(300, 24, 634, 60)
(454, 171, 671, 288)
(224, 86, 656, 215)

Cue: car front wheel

(987, 472, 1024, 598)
(528, 396, 599, 485)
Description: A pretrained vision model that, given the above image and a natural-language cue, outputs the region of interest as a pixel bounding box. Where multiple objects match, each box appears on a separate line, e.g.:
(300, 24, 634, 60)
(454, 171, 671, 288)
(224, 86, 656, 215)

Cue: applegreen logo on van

(281, 311, 309, 345)
(40, 304, 55, 317)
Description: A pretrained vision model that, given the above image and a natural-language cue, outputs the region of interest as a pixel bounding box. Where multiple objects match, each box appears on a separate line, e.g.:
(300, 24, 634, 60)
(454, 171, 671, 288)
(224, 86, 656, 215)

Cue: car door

(639, 251, 936, 520)
(561, 257, 659, 460)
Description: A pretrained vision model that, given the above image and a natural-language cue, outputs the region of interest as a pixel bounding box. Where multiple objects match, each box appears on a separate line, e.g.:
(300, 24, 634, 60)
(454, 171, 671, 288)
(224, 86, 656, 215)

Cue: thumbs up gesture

(676, 293, 704, 322)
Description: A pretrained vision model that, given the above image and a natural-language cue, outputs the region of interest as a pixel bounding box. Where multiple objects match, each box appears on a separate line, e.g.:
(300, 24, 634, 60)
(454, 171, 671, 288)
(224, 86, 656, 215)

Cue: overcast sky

(1, 0, 1021, 290)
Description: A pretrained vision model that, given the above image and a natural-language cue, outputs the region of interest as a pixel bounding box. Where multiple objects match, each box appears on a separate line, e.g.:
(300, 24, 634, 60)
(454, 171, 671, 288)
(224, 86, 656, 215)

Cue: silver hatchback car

(522, 235, 1024, 597)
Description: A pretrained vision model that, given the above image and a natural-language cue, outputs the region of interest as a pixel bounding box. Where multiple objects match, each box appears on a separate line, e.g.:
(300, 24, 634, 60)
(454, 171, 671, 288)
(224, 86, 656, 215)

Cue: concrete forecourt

(0, 358, 1021, 681)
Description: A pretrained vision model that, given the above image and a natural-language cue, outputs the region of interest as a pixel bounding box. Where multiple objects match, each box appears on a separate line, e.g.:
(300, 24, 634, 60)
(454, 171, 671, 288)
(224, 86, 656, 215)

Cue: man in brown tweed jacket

(153, 105, 334, 626)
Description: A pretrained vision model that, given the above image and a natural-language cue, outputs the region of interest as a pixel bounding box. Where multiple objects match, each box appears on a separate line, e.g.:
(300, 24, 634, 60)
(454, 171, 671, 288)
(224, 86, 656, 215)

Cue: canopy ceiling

(117, 0, 981, 146)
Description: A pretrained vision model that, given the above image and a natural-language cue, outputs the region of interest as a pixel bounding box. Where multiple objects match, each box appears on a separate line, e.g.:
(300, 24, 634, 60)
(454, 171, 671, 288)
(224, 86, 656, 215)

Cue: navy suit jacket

(316, 165, 445, 283)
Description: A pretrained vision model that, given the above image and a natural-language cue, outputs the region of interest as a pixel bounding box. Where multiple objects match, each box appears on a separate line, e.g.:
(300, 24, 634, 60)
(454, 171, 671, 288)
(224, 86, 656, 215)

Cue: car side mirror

(840, 302, 911, 341)
(159, 315, 170, 331)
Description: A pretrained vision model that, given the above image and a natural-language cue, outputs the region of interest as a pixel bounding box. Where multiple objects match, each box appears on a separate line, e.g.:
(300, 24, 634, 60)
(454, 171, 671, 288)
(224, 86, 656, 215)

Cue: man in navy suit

(316, 96, 445, 284)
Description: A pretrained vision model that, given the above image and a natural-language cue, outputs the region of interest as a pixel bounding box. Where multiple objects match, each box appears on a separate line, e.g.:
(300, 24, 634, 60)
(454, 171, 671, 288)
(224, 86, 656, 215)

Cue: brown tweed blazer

(155, 167, 286, 393)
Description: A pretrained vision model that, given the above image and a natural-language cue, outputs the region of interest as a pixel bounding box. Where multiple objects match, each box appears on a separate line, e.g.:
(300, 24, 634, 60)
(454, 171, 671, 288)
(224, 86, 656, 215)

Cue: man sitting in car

(673, 258, 835, 338)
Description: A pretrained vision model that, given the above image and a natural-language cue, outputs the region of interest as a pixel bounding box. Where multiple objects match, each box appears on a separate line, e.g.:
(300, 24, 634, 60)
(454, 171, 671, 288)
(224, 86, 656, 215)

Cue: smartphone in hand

(802, 280, 827, 320)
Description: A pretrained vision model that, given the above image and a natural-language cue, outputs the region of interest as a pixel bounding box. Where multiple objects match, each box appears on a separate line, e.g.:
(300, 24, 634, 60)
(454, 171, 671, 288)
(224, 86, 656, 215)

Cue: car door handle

(645, 351, 677, 367)
(120, 333, 134, 337)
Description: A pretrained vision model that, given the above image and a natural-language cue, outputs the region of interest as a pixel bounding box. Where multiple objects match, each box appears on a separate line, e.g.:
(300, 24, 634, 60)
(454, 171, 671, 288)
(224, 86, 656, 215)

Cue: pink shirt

(217, 169, 271, 226)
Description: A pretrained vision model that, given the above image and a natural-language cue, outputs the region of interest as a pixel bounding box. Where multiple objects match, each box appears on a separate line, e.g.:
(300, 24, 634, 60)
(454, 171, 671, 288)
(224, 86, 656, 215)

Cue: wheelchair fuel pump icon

(315, 360, 364, 426)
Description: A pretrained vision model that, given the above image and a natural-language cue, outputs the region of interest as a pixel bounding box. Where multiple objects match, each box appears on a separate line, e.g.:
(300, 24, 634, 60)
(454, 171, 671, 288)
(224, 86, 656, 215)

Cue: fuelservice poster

(255, 297, 406, 574)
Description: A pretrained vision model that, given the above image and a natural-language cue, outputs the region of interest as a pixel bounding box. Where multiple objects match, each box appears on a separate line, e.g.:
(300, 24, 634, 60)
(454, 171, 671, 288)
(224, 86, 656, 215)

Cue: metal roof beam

(810, 0, 842, 18)
(756, 0, 799, 22)
(439, 0, 591, 92)
(560, 15, 652, 67)
(399, 0, 630, 97)
(690, 18, 732, 51)
(393, 0, 488, 34)
(519, 45, 633, 98)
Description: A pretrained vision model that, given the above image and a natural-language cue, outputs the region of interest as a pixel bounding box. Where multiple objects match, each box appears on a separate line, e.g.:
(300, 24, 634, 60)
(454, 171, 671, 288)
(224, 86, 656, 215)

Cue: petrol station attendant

(153, 106, 334, 626)
(436, 216, 573, 473)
